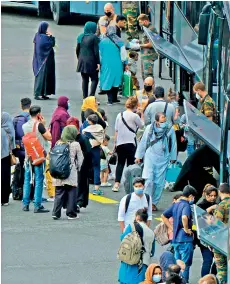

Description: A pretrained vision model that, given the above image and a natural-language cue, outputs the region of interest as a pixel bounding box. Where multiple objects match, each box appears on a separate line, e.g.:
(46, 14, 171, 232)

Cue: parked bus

(2, 1, 122, 24)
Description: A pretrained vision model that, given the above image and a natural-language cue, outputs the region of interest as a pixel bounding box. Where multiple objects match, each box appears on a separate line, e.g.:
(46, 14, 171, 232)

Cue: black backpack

(13, 113, 30, 150)
(50, 143, 72, 179)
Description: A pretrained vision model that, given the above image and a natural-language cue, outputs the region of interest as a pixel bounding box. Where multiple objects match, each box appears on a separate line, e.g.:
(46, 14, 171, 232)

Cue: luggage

(117, 222, 145, 265)
(22, 122, 46, 166)
(50, 143, 72, 180)
(123, 163, 143, 194)
(122, 71, 133, 97)
(166, 161, 182, 183)
(154, 222, 170, 246)
(13, 113, 30, 150)
(11, 163, 23, 200)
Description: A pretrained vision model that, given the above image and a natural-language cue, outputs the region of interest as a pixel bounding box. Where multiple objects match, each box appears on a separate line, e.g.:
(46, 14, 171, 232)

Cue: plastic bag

(166, 161, 182, 183)
(122, 71, 133, 97)
(120, 45, 128, 62)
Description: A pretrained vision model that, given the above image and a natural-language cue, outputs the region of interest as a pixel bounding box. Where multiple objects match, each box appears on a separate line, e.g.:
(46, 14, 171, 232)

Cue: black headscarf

(32, 21, 54, 76)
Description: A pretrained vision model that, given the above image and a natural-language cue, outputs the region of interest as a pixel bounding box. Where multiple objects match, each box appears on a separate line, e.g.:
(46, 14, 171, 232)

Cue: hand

(125, 65, 129, 71)
(181, 136, 185, 142)
(46, 32, 52, 37)
(96, 64, 100, 71)
(39, 116, 46, 126)
(210, 204, 217, 210)
(135, 158, 141, 164)
(183, 228, 193, 235)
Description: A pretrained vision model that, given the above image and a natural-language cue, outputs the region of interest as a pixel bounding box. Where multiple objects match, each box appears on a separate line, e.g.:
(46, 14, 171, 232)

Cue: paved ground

(2, 4, 203, 284)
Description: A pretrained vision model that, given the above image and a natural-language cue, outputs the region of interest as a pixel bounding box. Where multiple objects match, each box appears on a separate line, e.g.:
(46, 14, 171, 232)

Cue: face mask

(134, 187, 144, 195)
(196, 93, 200, 100)
(159, 122, 168, 129)
(144, 85, 152, 92)
(152, 275, 161, 283)
(105, 12, 112, 17)
(189, 199, 194, 205)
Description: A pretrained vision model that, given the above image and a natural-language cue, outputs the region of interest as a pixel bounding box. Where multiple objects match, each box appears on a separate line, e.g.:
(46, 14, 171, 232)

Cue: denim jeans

(23, 161, 44, 208)
(91, 146, 101, 186)
(173, 242, 194, 282)
(200, 246, 215, 277)
(187, 143, 195, 157)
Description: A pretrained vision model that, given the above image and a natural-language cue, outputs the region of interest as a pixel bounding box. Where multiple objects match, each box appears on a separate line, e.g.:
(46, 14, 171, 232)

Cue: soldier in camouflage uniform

(122, 1, 139, 40)
(213, 183, 230, 284)
(138, 14, 158, 80)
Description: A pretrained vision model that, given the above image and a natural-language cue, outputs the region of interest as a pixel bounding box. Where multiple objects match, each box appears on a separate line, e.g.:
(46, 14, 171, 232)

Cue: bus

(2, 1, 122, 24)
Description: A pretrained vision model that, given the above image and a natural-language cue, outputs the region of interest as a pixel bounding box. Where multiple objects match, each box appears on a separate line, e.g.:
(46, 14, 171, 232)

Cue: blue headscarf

(32, 21, 54, 76)
(77, 21, 97, 43)
(1, 112, 15, 159)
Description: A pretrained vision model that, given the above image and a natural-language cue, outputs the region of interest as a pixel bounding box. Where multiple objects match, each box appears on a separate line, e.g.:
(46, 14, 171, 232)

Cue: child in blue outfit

(180, 114, 196, 156)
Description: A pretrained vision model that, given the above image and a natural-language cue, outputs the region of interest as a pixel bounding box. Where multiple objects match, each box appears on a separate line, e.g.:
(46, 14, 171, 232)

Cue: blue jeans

(173, 242, 194, 282)
(91, 147, 101, 186)
(200, 246, 214, 277)
(23, 161, 44, 208)
(187, 143, 195, 157)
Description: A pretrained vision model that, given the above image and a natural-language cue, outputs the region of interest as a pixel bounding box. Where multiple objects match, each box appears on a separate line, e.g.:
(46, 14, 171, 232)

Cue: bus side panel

(31, 1, 38, 8)
(70, 1, 94, 15)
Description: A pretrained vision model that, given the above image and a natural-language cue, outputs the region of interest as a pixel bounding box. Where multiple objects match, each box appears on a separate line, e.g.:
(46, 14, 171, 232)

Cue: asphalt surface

(2, 4, 203, 284)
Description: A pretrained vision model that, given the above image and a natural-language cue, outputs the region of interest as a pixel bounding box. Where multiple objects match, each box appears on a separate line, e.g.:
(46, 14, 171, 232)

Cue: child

(180, 114, 197, 157)
(100, 134, 113, 187)
(168, 88, 180, 123)
(128, 51, 140, 90)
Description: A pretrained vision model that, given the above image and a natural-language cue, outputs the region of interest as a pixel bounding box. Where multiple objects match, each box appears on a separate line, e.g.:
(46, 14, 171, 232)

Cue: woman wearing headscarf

(66, 117, 92, 210)
(81, 96, 106, 129)
(50, 96, 70, 148)
(77, 21, 100, 99)
(52, 126, 84, 220)
(135, 112, 177, 211)
(140, 264, 163, 284)
(33, 21, 55, 100)
(1, 112, 16, 205)
(99, 26, 128, 105)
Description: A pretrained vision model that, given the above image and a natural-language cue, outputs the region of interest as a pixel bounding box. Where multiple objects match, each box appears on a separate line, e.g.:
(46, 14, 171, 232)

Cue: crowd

(1, 2, 229, 284)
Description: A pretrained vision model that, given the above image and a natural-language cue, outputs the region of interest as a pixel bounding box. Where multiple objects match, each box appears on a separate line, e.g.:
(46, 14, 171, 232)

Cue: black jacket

(76, 34, 100, 74)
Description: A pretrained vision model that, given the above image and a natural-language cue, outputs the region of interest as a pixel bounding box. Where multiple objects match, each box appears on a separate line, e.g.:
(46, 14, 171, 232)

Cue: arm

(76, 43, 80, 58)
(147, 195, 153, 226)
(135, 113, 145, 128)
(161, 204, 174, 230)
(94, 36, 100, 65)
(182, 215, 192, 234)
(206, 205, 217, 214)
(169, 128, 177, 161)
(135, 125, 150, 160)
(120, 224, 132, 241)
(118, 196, 126, 233)
(76, 142, 84, 170)
(161, 214, 173, 231)
(144, 105, 151, 125)
(38, 122, 52, 141)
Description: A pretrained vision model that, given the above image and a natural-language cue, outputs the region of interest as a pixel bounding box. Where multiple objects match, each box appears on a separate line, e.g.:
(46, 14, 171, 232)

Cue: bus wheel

(51, 1, 69, 25)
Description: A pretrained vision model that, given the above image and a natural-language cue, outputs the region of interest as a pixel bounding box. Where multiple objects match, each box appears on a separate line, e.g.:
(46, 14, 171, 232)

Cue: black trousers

(81, 72, 99, 99)
(1, 155, 11, 204)
(107, 87, 119, 104)
(52, 185, 77, 218)
(115, 143, 136, 183)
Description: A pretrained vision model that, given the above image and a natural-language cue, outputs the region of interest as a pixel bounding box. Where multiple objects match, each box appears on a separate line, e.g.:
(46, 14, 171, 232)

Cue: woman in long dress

(33, 21, 55, 100)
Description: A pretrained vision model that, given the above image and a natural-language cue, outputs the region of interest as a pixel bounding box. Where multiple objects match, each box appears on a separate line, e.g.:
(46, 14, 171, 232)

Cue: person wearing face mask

(135, 112, 177, 211)
(118, 178, 152, 233)
(96, 3, 117, 39)
(50, 96, 70, 148)
(140, 263, 163, 284)
(136, 76, 155, 111)
(137, 14, 158, 80)
(118, 206, 155, 284)
(196, 184, 218, 277)
(193, 82, 217, 123)
(161, 185, 197, 283)
(213, 183, 230, 284)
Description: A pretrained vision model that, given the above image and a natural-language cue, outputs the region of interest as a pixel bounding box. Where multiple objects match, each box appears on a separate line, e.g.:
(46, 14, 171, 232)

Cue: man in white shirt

(118, 177, 152, 232)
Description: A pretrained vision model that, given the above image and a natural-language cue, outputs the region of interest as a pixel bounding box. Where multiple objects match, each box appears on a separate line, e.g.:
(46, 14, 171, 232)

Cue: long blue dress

(99, 38, 123, 91)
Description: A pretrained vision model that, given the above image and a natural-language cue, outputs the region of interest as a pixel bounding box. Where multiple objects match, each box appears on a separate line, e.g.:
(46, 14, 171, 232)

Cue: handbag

(109, 152, 117, 165)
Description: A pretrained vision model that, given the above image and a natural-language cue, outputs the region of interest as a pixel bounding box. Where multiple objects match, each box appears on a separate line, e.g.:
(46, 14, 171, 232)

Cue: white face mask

(196, 93, 200, 100)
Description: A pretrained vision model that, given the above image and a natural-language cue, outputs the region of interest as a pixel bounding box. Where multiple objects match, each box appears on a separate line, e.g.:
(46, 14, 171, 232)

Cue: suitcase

(123, 163, 143, 194)
(166, 161, 182, 183)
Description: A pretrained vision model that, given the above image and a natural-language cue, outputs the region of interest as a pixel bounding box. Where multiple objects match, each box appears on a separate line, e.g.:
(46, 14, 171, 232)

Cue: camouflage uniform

(122, 1, 139, 40)
(140, 24, 158, 80)
(213, 197, 230, 284)
(200, 94, 217, 122)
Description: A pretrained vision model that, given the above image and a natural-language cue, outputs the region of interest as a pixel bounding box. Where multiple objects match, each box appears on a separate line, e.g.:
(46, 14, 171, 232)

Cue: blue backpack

(13, 113, 30, 150)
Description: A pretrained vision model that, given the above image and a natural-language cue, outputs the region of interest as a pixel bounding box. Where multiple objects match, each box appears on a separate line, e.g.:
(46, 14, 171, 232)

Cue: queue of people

(2, 3, 228, 284)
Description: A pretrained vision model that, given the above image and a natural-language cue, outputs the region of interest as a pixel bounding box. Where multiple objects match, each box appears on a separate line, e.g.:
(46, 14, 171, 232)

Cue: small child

(180, 114, 197, 157)
(128, 51, 140, 90)
(100, 134, 113, 187)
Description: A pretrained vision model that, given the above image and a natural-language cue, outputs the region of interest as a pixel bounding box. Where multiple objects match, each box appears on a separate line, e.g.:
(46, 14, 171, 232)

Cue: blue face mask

(134, 187, 144, 195)
(189, 199, 194, 205)
(152, 275, 161, 283)
(160, 122, 168, 129)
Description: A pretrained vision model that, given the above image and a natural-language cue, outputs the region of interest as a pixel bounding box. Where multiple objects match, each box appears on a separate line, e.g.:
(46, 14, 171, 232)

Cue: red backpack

(22, 122, 46, 166)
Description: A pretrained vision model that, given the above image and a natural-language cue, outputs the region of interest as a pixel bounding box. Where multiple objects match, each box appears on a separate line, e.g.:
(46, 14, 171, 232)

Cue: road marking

(89, 193, 118, 204)
(154, 217, 162, 221)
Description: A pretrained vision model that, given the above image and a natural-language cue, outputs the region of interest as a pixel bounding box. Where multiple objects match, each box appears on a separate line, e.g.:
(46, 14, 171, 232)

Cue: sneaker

(22, 205, 29, 211)
(52, 215, 61, 220)
(113, 99, 121, 103)
(34, 206, 50, 213)
(67, 215, 79, 220)
(1, 203, 9, 206)
(107, 102, 113, 106)
(112, 185, 119, 192)
(101, 182, 112, 187)
(92, 189, 104, 196)
(76, 205, 80, 213)
(47, 197, 55, 202)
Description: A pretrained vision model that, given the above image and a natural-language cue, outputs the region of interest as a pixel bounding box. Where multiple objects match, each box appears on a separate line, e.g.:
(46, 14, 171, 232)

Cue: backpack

(49, 143, 72, 179)
(123, 164, 144, 194)
(117, 222, 145, 265)
(154, 222, 170, 246)
(125, 193, 150, 213)
(13, 113, 30, 150)
(22, 122, 46, 166)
